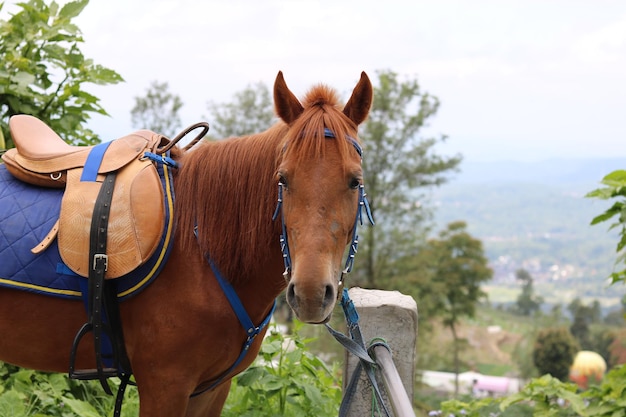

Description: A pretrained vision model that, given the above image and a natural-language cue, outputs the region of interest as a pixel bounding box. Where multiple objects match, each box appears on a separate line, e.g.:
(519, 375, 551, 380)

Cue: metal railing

(371, 343, 416, 417)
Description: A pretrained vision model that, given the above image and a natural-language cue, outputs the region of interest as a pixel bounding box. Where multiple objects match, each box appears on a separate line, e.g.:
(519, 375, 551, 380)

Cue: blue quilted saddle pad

(0, 161, 175, 300)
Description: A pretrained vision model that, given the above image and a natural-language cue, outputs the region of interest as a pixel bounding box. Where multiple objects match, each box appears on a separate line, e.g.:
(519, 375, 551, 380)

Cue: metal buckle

(93, 254, 108, 271)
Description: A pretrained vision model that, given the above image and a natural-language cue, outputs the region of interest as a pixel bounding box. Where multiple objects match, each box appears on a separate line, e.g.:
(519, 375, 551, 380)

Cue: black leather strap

(89, 173, 117, 394)
(69, 172, 133, 412)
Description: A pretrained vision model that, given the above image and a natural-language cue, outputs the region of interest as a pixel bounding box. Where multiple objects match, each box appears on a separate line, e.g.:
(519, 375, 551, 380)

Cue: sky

(4, 0, 626, 162)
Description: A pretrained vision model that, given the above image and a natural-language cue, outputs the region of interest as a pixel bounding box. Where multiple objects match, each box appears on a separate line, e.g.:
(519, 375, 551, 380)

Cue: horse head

(273, 71, 373, 323)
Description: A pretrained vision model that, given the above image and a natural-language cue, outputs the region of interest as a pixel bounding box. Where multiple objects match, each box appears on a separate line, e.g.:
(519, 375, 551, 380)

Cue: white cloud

(2, 0, 625, 161)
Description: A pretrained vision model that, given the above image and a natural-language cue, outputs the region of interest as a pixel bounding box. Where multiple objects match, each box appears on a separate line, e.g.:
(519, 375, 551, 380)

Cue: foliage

(433, 365, 626, 417)
(0, 362, 139, 416)
(130, 80, 182, 137)
(0, 0, 123, 147)
(222, 321, 342, 417)
(512, 269, 543, 316)
(587, 169, 626, 285)
(532, 327, 579, 381)
(500, 374, 587, 416)
(582, 363, 626, 416)
(357, 69, 462, 288)
(205, 81, 275, 139)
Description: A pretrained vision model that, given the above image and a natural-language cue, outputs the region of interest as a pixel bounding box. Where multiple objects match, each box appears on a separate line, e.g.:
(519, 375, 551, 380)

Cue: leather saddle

(2, 115, 167, 279)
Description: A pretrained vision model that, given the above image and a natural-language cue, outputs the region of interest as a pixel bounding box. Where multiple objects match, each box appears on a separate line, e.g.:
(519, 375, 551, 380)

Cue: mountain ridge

(451, 157, 626, 185)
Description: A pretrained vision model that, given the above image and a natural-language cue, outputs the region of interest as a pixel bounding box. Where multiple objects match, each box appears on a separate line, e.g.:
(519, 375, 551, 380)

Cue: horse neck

(172, 129, 287, 300)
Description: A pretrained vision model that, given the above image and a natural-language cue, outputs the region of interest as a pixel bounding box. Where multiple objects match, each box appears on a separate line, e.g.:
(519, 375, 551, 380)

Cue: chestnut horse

(0, 71, 373, 416)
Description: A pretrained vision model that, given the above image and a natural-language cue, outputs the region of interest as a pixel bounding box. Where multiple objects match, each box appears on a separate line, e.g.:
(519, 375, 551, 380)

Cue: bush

(0, 362, 139, 416)
(222, 321, 342, 417)
(532, 327, 579, 381)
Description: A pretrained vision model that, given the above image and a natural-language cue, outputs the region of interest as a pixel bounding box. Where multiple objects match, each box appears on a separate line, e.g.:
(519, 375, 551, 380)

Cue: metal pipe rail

(372, 344, 416, 417)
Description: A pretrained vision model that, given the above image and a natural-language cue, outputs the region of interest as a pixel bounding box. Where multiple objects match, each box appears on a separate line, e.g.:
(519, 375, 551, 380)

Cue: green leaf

(601, 170, 626, 187)
(585, 187, 614, 199)
(59, 0, 89, 20)
(236, 366, 265, 387)
(590, 203, 623, 225)
(61, 396, 102, 417)
(0, 390, 26, 416)
(10, 71, 36, 87)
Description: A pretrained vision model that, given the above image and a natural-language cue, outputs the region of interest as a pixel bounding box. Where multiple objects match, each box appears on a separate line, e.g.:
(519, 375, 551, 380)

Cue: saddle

(2, 114, 166, 279)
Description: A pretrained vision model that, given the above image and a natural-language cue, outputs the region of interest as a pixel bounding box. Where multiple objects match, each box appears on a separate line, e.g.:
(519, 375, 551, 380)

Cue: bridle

(271, 128, 374, 298)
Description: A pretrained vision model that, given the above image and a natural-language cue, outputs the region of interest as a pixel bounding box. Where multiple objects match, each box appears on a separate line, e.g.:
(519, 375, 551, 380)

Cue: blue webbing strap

(207, 259, 256, 331)
(80, 142, 112, 182)
(190, 258, 276, 396)
(142, 151, 179, 168)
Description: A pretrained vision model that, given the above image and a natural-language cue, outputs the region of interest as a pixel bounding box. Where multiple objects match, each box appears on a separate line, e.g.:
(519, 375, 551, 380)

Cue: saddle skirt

(2, 115, 167, 278)
(0, 163, 175, 300)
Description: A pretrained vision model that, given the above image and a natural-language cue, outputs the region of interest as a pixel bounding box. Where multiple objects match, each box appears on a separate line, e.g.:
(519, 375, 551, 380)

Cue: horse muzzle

(286, 277, 338, 324)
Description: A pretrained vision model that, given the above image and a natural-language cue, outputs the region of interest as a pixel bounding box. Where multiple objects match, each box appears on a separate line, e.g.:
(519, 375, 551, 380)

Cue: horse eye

(349, 178, 361, 189)
(278, 175, 288, 188)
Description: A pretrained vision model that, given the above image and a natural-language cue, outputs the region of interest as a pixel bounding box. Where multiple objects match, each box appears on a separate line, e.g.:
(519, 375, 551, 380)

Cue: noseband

(271, 128, 374, 297)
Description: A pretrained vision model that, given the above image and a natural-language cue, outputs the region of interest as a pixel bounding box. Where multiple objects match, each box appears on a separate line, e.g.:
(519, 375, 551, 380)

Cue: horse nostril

(323, 284, 335, 307)
(286, 282, 297, 308)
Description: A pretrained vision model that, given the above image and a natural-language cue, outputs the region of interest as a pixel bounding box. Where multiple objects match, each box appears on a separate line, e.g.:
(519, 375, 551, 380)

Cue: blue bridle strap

(323, 127, 363, 157)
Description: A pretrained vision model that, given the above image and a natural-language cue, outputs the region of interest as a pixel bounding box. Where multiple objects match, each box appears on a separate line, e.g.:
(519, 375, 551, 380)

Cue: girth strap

(69, 172, 132, 416)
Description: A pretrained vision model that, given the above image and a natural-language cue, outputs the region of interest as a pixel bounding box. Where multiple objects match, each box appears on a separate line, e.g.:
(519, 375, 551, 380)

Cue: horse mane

(173, 83, 361, 284)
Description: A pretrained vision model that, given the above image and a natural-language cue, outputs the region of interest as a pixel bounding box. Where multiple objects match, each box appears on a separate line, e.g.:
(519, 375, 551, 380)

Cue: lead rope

(325, 289, 392, 417)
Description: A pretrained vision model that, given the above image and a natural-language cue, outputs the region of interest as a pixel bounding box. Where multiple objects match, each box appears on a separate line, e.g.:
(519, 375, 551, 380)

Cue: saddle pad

(0, 161, 175, 301)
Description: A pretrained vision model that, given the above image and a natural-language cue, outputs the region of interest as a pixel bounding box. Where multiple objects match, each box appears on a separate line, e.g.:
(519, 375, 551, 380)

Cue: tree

(205, 81, 275, 139)
(567, 298, 602, 350)
(131, 81, 182, 136)
(603, 294, 625, 326)
(532, 327, 579, 381)
(0, 0, 123, 147)
(513, 268, 543, 316)
(402, 221, 492, 396)
(357, 70, 462, 288)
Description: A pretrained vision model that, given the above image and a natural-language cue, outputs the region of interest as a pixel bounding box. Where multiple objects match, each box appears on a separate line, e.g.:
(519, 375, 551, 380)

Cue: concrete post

(343, 288, 418, 417)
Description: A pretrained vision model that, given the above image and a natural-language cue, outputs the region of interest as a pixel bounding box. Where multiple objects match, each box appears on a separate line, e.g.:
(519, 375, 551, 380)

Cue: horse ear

(343, 72, 373, 126)
(274, 71, 304, 124)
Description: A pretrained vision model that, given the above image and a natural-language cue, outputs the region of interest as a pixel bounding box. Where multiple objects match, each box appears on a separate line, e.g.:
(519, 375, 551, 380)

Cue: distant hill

(431, 157, 626, 307)
(454, 157, 626, 185)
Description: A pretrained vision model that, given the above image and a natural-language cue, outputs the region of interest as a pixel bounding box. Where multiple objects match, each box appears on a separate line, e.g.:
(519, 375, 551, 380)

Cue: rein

(271, 128, 374, 295)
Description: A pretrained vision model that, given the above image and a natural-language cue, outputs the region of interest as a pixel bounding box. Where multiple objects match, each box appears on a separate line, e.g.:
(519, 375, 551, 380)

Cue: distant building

(420, 370, 521, 397)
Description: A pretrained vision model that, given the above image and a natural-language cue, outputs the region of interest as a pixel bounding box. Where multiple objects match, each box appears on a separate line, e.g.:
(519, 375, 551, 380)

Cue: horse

(0, 71, 373, 416)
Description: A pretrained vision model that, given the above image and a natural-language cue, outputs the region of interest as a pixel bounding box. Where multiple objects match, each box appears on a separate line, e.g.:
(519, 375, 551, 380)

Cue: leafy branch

(586, 170, 626, 284)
